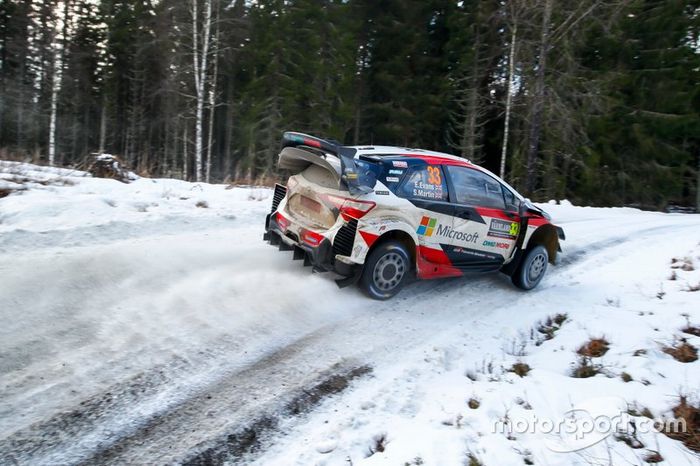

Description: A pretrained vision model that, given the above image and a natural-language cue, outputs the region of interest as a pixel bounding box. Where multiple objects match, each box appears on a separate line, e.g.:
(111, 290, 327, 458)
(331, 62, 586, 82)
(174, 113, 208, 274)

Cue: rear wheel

(512, 245, 549, 290)
(359, 241, 410, 300)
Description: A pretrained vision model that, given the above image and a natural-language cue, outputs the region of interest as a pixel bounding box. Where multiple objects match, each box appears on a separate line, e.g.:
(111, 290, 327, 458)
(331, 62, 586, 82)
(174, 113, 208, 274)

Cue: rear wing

(279, 132, 377, 195)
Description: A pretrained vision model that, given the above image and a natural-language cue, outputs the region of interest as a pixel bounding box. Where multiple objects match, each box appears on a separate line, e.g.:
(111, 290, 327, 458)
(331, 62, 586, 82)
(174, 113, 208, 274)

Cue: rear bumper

(264, 212, 357, 277)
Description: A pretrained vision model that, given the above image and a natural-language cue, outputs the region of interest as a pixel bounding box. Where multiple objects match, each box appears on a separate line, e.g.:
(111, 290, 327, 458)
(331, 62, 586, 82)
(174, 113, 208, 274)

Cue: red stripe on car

(358, 230, 379, 248)
(416, 245, 463, 279)
(406, 155, 474, 168)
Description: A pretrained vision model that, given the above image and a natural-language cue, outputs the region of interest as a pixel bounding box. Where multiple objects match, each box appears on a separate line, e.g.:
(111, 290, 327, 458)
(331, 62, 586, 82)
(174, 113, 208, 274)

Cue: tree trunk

(460, 26, 482, 161)
(525, 0, 552, 196)
(500, 24, 517, 180)
(192, 0, 212, 182)
(183, 122, 188, 180)
(49, 0, 69, 165)
(99, 96, 107, 153)
(205, 4, 220, 184)
(696, 153, 700, 212)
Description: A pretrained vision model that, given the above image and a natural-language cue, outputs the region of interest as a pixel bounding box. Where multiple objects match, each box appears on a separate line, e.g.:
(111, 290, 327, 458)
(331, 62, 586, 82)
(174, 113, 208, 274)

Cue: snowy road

(1, 163, 699, 465)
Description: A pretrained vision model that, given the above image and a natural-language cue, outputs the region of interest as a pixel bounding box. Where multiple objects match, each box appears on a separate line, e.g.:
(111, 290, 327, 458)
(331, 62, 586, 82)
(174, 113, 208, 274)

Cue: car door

(395, 163, 454, 259)
(443, 165, 520, 271)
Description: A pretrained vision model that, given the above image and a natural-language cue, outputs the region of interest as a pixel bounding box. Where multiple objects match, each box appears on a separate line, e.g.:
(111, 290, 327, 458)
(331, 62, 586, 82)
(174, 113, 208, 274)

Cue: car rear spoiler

(279, 132, 376, 195)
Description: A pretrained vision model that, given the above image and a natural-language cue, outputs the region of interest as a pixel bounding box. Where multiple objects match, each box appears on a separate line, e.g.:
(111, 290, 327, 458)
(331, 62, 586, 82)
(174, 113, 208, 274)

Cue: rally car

(263, 132, 565, 299)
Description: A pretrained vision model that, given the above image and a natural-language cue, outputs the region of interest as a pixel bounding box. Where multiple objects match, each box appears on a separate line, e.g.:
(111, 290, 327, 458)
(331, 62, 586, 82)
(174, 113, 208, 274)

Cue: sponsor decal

(488, 218, 520, 239)
(388, 169, 404, 175)
(374, 190, 390, 195)
(386, 176, 400, 183)
(416, 216, 437, 236)
(483, 240, 510, 250)
(436, 224, 479, 244)
(448, 246, 498, 260)
(392, 160, 408, 168)
(416, 216, 479, 244)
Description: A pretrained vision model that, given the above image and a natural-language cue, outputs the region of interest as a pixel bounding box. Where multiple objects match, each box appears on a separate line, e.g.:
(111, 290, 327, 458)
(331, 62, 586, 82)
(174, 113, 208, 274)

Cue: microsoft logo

(416, 216, 437, 237)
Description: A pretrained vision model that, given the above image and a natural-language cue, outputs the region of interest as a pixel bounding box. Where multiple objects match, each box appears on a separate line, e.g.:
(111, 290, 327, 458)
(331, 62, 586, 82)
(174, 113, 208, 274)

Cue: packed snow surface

(1, 161, 699, 465)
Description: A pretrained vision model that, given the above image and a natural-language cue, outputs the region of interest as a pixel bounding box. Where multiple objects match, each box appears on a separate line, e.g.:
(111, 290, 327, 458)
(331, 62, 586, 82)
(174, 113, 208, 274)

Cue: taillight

(276, 212, 290, 230)
(301, 228, 324, 247)
(323, 194, 376, 220)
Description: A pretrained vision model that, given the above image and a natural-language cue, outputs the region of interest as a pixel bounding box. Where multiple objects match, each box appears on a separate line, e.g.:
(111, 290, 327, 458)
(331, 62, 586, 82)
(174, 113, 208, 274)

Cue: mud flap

(293, 246, 305, 260)
(501, 204, 530, 276)
(335, 268, 361, 288)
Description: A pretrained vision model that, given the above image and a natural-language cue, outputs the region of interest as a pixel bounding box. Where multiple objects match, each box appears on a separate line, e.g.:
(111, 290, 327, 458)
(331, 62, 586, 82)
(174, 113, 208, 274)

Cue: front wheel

(359, 241, 411, 300)
(512, 245, 549, 290)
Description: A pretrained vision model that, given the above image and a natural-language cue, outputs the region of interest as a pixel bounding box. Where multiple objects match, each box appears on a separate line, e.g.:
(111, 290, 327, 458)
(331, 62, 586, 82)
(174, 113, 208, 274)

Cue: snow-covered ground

(1, 161, 699, 466)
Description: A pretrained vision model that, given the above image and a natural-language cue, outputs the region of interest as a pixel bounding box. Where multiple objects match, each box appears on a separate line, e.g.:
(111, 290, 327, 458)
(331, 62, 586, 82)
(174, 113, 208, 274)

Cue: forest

(0, 0, 698, 209)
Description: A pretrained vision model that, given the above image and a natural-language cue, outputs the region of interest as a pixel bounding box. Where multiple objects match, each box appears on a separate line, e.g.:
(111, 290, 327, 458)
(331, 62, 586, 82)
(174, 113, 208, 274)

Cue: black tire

(359, 241, 411, 300)
(512, 245, 549, 291)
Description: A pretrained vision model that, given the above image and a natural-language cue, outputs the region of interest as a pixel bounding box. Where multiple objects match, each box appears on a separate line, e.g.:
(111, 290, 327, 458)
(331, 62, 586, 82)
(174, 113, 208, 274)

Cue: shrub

(572, 357, 601, 378)
(577, 338, 610, 358)
(509, 362, 531, 377)
(664, 396, 700, 452)
(662, 340, 698, 363)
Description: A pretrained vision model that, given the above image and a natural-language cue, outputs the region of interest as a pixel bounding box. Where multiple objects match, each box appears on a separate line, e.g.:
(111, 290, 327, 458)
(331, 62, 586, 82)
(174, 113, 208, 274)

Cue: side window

(397, 165, 448, 201)
(445, 166, 506, 210)
(502, 186, 519, 212)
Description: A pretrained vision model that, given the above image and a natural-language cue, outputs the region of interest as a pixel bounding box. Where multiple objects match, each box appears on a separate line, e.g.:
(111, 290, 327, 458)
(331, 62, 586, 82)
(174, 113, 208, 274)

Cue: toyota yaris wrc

(264, 132, 565, 300)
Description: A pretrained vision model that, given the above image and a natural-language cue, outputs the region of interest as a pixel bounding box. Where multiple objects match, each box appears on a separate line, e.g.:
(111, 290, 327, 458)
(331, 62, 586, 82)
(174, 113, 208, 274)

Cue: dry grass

(577, 337, 610, 358)
(662, 339, 698, 363)
(571, 357, 601, 378)
(682, 326, 700, 337)
(509, 362, 531, 377)
(664, 396, 700, 452)
(534, 313, 568, 344)
(643, 451, 664, 463)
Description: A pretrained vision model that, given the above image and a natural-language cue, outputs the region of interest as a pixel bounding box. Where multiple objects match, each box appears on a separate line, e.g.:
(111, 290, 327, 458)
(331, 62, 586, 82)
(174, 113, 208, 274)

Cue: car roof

(349, 145, 524, 201)
(350, 145, 467, 162)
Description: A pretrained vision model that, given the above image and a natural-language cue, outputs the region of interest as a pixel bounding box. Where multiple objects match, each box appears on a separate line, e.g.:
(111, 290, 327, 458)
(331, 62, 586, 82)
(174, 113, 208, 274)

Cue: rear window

(396, 165, 448, 201)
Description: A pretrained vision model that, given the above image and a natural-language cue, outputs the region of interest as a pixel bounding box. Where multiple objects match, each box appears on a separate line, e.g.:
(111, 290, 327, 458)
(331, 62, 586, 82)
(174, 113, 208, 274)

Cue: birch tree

(205, 2, 220, 184)
(191, 0, 213, 182)
(48, 0, 70, 166)
(499, 23, 517, 180)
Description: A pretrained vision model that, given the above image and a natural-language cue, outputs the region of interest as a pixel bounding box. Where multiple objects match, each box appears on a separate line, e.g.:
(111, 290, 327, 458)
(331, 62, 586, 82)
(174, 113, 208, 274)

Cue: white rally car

(264, 132, 565, 299)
